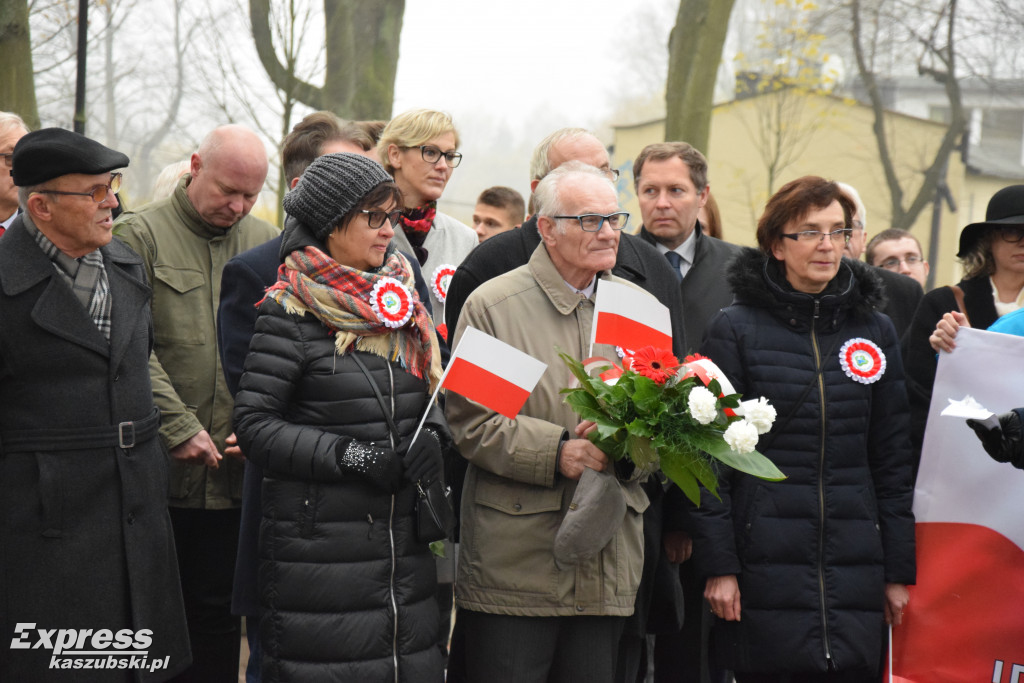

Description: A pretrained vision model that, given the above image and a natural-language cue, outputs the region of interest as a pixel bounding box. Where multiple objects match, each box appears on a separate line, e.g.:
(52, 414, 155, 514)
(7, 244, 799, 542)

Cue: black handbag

(351, 355, 455, 543)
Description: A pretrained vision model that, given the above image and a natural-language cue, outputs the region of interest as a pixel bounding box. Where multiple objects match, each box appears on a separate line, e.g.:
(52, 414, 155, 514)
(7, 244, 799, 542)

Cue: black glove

(401, 430, 443, 485)
(336, 439, 404, 491)
(967, 409, 1024, 467)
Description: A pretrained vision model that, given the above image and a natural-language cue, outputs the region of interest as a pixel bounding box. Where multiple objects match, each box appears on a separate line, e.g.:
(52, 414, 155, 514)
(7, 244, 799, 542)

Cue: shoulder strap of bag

(950, 285, 972, 327)
(351, 353, 402, 446)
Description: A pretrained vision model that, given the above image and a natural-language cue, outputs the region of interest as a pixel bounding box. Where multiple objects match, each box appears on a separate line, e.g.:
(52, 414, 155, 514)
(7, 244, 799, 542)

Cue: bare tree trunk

(850, 0, 966, 231)
(250, 0, 404, 119)
(665, 0, 736, 154)
(1, 0, 41, 128)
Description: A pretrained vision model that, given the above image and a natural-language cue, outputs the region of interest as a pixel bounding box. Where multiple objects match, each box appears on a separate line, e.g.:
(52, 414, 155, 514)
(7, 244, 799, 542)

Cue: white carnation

(724, 420, 759, 454)
(742, 397, 777, 435)
(687, 386, 718, 425)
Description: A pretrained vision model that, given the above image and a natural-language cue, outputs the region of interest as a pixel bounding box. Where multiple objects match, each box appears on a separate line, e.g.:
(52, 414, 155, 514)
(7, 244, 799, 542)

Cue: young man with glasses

(0, 112, 29, 234)
(866, 228, 930, 289)
(0, 127, 191, 680)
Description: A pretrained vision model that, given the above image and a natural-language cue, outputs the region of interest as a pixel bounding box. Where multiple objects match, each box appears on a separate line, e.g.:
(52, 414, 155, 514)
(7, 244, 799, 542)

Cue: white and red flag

(889, 327, 1024, 683)
(440, 326, 548, 419)
(590, 280, 672, 353)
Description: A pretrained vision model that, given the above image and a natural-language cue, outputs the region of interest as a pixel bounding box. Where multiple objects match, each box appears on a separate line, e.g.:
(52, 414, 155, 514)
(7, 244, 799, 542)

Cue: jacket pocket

(36, 453, 63, 538)
(469, 473, 563, 596)
(152, 265, 207, 344)
(615, 484, 648, 597)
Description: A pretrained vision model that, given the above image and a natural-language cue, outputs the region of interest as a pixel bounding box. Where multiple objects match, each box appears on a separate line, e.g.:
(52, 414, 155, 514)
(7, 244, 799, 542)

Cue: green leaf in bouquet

(594, 416, 624, 439)
(563, 390, 605, 422)
(632, 376, 665, 413)
(707, 378, 722, 396)
(625, 433, 659, 471)
(719, 393, 741, 409)
(704, 439, 786, 481)
(625, 417, 655, 439)
(659, 449, 703, 505)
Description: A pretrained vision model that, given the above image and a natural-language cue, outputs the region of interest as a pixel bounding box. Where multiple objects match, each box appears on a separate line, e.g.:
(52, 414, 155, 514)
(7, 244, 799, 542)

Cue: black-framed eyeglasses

(603, 167, 620, 181)
(879, 255, 923, 270)
(998, 226, 1024, 243)
(360, 209, 403, 230)
(781, 228, 852, 245)
(32, 172, 122, 202)
(405, 145, 462, 168)
(552, 212, 630, 232)
(0, 152, 13, 168)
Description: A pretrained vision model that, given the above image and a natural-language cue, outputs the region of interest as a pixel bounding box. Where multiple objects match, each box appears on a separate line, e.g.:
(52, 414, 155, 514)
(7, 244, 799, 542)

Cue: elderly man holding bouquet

(445, 162, 653, 683)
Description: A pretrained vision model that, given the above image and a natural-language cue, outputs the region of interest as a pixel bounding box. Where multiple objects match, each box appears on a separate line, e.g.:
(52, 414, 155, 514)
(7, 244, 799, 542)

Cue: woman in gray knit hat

(233, 153, 450, 682)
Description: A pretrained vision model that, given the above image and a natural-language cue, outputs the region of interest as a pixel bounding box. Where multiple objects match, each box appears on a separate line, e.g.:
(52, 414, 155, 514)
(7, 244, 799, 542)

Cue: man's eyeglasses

(998, 226, 1024, 243)
(553, 212, 630, 232)
(879, 255, 923, 270)
(359, 209, 403, 230)
(603, 168, 620, 182)
(406, 145, 462, 168)
(781, 228, 852, 245)
(33, 173, 122, 202)
(1, 152, 13, 169)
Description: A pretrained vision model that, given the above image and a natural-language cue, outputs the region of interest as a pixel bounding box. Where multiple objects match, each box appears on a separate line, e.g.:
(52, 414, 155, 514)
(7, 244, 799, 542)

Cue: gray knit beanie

(282, 152, 394, 241)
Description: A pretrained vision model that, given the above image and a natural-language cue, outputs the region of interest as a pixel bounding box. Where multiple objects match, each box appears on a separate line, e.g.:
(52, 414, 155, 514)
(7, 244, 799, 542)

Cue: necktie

(665, 251, 683, 283)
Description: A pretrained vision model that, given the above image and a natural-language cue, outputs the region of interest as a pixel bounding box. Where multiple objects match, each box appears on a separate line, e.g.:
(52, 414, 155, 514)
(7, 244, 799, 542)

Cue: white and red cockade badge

(839, 338, 886, 384)
(370, 277, 413, 328)
(431, 264, 457, 304)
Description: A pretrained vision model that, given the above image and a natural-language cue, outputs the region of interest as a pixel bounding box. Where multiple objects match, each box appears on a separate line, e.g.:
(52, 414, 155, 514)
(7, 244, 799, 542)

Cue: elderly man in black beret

(0, 128, 191, 682)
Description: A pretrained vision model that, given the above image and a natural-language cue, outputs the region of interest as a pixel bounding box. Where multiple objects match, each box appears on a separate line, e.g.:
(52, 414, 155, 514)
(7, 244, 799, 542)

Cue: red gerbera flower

(628, 347, 680, 384)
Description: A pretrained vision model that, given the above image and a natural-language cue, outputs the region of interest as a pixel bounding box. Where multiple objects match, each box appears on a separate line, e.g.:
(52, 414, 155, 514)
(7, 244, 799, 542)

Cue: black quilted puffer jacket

(232, 221, 445, 683)
(689, 248, 916, 676)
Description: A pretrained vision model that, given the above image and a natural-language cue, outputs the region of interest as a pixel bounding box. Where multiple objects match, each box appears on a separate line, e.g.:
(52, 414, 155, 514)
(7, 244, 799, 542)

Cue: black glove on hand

(336, 439, 404, 491)
(401, 430, 443, 485)
(967, 409, 1024, 466)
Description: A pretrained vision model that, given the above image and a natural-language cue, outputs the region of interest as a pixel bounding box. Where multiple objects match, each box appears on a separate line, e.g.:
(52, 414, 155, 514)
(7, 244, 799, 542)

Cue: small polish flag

(442, 327, 548, 419)
(591, 280, 672, 352)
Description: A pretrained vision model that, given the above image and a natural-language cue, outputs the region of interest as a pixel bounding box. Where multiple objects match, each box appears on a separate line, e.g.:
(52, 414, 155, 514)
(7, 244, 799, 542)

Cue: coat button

(513, 503, 522, 512)
(127, 513, 136, 525)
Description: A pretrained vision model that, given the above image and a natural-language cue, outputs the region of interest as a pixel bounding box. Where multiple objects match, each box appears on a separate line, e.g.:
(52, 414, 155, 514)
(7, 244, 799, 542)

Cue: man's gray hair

(0, 111, 28, 138)
(534, 161, 615, 234)
(837, 181, 867, 230)
(530, 128, 594, 183)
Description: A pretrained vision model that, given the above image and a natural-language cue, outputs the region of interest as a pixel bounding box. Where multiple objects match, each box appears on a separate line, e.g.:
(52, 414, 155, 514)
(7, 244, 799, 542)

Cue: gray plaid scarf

(23, 213, 112, 342)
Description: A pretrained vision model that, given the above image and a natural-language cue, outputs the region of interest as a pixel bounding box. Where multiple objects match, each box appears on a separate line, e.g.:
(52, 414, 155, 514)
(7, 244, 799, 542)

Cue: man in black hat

(905, 184, 1024, 467)
(0, 128, 191, 681)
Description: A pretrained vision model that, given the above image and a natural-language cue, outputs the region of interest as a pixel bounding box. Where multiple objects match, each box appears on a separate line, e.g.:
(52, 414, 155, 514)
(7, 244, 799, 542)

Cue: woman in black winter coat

(690, 177, 916, 682)
(233, 153, 448, 682)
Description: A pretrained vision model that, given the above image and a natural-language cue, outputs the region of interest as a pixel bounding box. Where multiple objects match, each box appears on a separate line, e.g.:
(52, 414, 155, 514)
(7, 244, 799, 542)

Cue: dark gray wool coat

(0, 218, 190, 682)
(689, 248, 916, 676)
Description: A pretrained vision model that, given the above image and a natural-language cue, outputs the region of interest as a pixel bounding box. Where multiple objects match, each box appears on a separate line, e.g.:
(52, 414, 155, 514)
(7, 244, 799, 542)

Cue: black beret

(11, 127, 129, 187)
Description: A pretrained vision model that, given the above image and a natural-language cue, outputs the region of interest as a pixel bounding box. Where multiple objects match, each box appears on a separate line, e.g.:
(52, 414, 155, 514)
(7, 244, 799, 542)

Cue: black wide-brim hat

(11, 127, 129, 187)
(958, 184, 1024, 257)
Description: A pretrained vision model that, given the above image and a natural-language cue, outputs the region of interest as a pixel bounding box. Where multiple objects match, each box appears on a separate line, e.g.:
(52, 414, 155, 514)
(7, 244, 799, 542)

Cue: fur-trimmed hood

(725, 246, 887, 332)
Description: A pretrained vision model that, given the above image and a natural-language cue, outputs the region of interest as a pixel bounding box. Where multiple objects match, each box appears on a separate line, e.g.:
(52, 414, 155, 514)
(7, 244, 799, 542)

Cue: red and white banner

(890, 327, 1024, 683)
(441, 326, 547, 419)
(590, 280, 672, 352)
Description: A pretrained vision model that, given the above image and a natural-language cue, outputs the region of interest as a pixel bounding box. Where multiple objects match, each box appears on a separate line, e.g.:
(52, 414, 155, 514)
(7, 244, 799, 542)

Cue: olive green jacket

(115, 175, 279, 509)
(446, 243, 650, 617)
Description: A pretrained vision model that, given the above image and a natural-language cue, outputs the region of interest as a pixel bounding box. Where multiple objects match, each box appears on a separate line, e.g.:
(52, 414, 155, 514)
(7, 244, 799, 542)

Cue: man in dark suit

(632, 141, 740, 683)
(0, 128, 190, 681)
(218, 112, 430, 683)
(443, 127, 688, 683)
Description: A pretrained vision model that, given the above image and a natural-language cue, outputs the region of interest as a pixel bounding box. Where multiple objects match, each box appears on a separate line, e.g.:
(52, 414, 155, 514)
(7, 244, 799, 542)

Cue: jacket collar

(528, 241, 611, 315)
(0, 216, 150, 360)
(171, 174, 239, 240)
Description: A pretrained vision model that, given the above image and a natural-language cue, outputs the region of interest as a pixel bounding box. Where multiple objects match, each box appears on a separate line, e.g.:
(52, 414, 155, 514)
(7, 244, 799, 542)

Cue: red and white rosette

(369, 277, 413, 329)
(839, 337, 886, 384)
(431, 264, 457, 304)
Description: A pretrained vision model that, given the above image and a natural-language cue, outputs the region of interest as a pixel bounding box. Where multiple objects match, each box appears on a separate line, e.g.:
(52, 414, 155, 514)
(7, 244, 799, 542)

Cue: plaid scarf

(24, 211, 111, 341)
(263, 246, 441, 388)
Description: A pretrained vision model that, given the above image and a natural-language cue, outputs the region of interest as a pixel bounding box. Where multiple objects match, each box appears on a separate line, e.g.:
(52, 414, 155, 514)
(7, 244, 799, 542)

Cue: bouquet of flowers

(560, 347, 785, 505)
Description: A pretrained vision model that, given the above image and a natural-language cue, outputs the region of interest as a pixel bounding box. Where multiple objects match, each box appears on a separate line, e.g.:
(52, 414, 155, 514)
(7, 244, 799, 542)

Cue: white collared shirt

(654, 228, 697, 279)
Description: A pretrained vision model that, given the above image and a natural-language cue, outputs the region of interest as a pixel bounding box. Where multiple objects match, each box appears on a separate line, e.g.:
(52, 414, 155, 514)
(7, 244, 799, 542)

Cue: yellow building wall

(611, 92, 985, 288)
